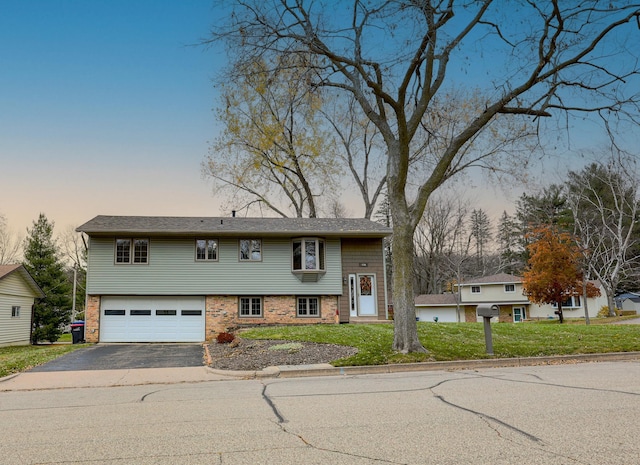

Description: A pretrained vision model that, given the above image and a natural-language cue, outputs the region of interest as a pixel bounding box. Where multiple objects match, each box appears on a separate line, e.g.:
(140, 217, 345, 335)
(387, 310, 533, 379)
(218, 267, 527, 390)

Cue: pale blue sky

(1, 1, 635, 237)
(1, 0, 226, 234)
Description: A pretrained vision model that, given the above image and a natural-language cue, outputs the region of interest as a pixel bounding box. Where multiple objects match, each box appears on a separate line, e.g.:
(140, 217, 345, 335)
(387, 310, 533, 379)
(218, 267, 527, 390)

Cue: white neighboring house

(415, 273, 609, 323)
(0, 264, 45, 346)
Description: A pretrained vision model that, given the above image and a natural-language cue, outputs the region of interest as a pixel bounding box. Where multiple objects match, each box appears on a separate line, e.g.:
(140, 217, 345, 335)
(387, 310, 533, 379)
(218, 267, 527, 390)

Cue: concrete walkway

(2, 351, 640, 392)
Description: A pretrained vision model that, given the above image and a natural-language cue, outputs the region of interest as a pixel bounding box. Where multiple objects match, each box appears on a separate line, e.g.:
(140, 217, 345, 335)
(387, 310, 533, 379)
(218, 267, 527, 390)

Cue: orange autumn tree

(522, 225, 600, 323)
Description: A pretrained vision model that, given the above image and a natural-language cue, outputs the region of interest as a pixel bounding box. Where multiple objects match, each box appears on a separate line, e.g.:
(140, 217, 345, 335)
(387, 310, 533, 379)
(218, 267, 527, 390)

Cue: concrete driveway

(28, 344, 206, 372)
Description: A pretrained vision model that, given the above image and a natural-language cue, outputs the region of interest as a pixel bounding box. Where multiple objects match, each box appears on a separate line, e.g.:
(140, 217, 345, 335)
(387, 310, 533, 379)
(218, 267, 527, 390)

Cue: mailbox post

(476, 304, 500, 355)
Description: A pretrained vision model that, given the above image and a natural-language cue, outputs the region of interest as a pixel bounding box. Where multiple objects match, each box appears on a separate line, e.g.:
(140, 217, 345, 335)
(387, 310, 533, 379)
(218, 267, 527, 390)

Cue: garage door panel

(100, 297, 205, 342)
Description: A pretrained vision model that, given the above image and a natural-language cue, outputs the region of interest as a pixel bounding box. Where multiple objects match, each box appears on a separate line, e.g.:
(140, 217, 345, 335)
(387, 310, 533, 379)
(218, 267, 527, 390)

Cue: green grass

(0, 343, 88, 378)
(239, 321, 640, 367)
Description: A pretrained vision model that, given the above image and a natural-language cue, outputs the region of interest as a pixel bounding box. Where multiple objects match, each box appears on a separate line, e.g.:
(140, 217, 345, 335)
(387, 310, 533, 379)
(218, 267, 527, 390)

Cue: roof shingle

(76, 215, 392, 237)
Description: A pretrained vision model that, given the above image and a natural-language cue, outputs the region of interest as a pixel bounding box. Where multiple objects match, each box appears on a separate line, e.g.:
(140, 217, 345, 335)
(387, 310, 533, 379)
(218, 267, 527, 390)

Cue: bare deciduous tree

(0, 214, 22, 264)
(567, 156, 640, 317)
(414, 194, 470, 295)
(321, 95, 387, 219)
(203, 55, 338, 218)
(210, 1, 640, 352)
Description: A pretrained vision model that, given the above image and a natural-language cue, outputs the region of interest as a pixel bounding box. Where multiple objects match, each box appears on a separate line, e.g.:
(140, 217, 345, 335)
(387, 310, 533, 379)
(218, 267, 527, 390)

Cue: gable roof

(415, 294, 458, 306)
(0, 264, 45, 298)
(76, 215, 392, 238)
(460, 273, 523, 286)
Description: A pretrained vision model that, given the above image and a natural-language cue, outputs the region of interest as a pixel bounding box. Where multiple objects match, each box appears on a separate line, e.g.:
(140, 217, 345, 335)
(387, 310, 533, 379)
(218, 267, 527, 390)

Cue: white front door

(513, 306, 526, 323)
(357, 274, 377, 316)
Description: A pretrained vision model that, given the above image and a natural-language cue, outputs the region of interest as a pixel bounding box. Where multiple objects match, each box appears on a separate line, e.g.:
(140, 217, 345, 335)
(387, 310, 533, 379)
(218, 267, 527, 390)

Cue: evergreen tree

(497, 211, 525, 274)
(469, 209, 492, 275)
(22, 214, 72, 343)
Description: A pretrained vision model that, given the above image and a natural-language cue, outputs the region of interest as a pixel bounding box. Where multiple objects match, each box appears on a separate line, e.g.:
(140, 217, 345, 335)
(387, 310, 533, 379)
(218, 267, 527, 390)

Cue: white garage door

(416, 308, 458, 323)
(100, 296, 205, 343)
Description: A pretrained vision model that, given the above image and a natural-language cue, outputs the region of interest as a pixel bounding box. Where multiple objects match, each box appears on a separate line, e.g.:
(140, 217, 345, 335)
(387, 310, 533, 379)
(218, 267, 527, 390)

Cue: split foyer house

(415, 273, 609, 323)
(0, 264, 45, 347)
(77, 215, 391, 343)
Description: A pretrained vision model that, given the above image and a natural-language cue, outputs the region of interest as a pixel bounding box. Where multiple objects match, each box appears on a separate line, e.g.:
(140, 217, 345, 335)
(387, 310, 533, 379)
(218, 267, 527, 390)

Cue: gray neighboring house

(615, 292, 640, 314)
(77, 215, 391, 343)
(0, 264, 45, 346)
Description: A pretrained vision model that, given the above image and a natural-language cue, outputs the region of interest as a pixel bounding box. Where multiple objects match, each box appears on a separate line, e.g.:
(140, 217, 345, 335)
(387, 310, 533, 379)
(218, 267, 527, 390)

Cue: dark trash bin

(70, 321, 85, 344)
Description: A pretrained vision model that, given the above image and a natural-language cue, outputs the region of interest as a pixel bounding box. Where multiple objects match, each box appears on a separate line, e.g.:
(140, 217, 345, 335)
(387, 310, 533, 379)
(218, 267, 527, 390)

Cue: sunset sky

(1, 0, 226, 236)
(1, 1, 634, 240)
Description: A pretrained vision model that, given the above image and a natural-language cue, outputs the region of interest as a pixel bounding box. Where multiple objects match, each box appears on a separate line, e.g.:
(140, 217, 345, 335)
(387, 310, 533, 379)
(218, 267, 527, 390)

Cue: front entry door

(357, 274, 377, 316)
(513, 306, 526, 323)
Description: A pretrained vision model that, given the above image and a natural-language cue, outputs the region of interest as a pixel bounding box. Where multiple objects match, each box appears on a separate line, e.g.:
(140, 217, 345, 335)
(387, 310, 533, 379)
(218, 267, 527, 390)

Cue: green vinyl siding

(86, 237, 343, 295)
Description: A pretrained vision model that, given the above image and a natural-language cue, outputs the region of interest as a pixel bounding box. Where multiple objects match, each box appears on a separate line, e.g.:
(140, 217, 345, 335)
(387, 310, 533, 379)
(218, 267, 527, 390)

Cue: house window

(553, 296, 582, 308)
(292, 238, 325, 271)
(505, 284, 515, 293)
(11, 306, 20, 317)
(239, 297, 263, 317)
(239, 239, 261, 261)
(196, 239, 218, 261)
(297, 297, 320, 317)
(471, 286, 481, 294)
(116, 238, 149, 264)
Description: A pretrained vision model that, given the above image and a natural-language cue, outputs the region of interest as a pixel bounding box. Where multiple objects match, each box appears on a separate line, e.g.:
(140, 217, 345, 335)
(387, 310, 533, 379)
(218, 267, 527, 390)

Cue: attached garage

(416, 307, 459, 323)
(100, 296, 205, 343)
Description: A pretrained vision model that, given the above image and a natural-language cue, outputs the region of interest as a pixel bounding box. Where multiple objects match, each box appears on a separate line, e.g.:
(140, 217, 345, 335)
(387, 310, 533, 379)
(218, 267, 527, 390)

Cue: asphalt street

(1, 360, 639, 464)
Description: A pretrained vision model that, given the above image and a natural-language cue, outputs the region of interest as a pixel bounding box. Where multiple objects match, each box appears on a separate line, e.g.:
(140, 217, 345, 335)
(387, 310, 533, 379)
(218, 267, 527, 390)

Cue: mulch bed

(207, 338, 358, 371)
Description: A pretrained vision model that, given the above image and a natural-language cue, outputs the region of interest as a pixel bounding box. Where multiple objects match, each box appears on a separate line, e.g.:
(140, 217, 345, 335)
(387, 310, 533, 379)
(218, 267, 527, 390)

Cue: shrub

(216, 332, 235, 344)
(598, 306, 611, 318)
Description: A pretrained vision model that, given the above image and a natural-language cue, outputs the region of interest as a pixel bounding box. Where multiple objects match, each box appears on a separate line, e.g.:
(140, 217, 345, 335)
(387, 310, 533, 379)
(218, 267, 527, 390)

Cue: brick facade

(85, 295, 101, 343)
(86, 294, 339, 342)
(205, 295, 338, 340)
(464, 304, 516, 323)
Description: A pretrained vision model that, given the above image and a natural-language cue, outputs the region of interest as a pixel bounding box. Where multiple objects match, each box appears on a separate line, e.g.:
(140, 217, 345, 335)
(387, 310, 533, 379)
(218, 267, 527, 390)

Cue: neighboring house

(415, 273, 608, 323)
(77, 215, 391, 343)
(617, 296, 640, 314)
(0, 264, 45, 346)
(414, 294, 459, 322)
(614, 292, 640, 314)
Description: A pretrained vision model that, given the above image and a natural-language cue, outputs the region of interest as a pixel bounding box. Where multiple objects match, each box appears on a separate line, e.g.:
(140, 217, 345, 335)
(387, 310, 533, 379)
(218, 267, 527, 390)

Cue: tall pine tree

(23, 214, 72, 343)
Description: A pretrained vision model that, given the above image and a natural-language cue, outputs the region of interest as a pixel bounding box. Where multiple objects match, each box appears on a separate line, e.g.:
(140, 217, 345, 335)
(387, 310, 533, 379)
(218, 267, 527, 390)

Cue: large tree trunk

(607, 293, 617, 317)
(557, 300, 564, 323)
(391, 222, 427, 353)
(582, 279, 591, 325)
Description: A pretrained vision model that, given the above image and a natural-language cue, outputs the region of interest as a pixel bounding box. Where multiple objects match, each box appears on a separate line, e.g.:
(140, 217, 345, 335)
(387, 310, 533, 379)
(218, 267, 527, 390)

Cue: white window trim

(297, 296, 320, 318)
(552, 296, 582, 309)
(239, 297, 263, 317)
(11, 306, 20, 318)
(195, 239, 219, 261)
(471, 286, 481, 294)
(292, 238, 326, 272)
(504, 284, 516, 293)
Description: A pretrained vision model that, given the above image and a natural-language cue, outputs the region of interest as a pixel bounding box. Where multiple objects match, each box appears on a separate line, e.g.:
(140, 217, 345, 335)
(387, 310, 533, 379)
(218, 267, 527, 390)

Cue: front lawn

(239, 322, 640, 367)
(0, 343, 88, 378)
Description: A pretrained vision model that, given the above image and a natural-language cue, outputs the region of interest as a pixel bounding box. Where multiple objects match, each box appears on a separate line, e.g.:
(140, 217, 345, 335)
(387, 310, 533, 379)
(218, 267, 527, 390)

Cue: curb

(207, 351, 640, 379)
(0, 373, 20, 384)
